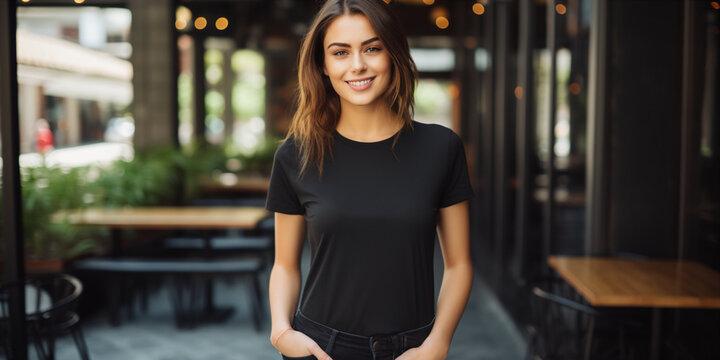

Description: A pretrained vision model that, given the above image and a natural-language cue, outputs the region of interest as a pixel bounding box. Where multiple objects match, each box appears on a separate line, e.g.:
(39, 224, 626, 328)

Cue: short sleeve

(265, 145, 305, 215)
(439, 132, 474, 208)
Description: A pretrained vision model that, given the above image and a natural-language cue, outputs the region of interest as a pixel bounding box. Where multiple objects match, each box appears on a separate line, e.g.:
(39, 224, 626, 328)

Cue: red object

(36, 128, 54, 153)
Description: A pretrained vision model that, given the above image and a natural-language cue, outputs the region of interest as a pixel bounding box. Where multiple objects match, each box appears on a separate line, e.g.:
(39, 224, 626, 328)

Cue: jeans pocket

(403, 334, 425, 352)
(281, 355, 316, 360)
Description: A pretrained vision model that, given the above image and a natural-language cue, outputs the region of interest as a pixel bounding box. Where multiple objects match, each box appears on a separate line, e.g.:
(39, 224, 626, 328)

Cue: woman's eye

(333, 50, 348, 56)
(365, 47, 381, 53)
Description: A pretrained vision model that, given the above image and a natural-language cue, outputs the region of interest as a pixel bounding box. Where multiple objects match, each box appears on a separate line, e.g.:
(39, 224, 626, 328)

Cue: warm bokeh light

(430, 6, 449, 22)
(712, 1, 720, 10)
(195, 17, 207, 30)
(383, 0, 391, 4)
(422, 0, 435, 5)
(449, 84, 459, 99)
(473, 3, 486, 15)
(556, 4, 567, 15)
(21, 0, 31, 3)
(569, 82, 581, 95)
(514, 86, 524, 99)
(176, 6, 192, 26)
(435, 16, 449, 29)
(175, 19, 187, 30)
(178, 34, 192, 51)
(74, 0, 85, 3)
(216, 17, 229, 30)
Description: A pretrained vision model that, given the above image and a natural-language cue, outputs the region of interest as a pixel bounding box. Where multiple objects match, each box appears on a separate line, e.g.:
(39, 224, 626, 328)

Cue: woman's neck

(336, 102, 403, 142)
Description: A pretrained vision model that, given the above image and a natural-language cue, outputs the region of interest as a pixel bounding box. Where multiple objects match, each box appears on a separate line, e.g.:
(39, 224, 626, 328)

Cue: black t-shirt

(265, 120, 474, 336)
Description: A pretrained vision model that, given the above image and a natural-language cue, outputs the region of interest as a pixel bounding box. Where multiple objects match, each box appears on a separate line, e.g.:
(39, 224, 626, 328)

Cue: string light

(435, 16, 449, 29)
(473, 3, 485, 15)
(711, 1, 720, 10)
(422, 0, 435, 5)
(555, 3, 567, 15)
(216, 17, 229, 31)
(195, 16, 207, 30)
(74, 0, 85, 3)
(430, 7, 450, 30)
(176, 6, 192, 30)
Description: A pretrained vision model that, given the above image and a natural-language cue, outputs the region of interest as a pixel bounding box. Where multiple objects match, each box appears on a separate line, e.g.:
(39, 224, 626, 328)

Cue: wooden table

(198, 175, 270, 195)
(56, 206, 269, 230)
(548, 256, 720, 360)
(55, 206, 271, 324)
(56, 206, 269, 251)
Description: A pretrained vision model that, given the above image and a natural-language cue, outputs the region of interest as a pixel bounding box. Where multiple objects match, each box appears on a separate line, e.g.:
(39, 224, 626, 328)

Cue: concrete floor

(23, 243, 526, 360)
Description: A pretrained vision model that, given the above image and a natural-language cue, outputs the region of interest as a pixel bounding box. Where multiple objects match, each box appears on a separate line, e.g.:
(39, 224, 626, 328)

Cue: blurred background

(1, 0, 718, 359)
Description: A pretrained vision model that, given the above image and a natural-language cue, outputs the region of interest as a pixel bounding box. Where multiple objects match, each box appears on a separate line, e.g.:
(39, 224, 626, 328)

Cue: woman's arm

(269, 212, 333, 360)
(397, 200, 473, 360)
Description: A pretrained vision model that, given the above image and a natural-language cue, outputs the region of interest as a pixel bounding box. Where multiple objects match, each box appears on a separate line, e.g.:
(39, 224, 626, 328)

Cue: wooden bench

(72, 257, 265, 330)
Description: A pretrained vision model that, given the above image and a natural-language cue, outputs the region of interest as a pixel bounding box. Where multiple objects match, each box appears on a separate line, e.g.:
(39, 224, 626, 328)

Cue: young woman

(265, 1, 474, 359)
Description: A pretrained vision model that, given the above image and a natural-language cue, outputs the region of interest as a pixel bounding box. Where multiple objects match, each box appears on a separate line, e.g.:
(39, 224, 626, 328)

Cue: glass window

(16, 6, 133, 163)
(414, 79, 453, 130)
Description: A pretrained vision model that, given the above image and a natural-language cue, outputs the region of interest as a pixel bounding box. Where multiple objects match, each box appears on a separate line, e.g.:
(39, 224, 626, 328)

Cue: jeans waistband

(292, 309, 435, 352)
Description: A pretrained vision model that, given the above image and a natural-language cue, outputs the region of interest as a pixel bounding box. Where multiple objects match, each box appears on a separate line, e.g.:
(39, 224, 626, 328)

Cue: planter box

(25, 258, 65, 273)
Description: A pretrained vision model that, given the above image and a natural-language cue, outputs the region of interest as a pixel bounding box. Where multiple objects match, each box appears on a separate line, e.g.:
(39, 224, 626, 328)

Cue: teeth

(348, 78, 373, 86)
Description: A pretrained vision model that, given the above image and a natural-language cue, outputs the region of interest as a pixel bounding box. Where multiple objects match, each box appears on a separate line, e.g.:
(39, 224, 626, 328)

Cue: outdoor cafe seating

(0, 273, 90, 360)
(65, 200, 274, 330)
(525, 276, 646, 360)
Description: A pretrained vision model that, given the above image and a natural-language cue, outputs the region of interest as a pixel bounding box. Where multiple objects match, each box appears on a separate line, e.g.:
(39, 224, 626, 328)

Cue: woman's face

(322, 14, 392, 110)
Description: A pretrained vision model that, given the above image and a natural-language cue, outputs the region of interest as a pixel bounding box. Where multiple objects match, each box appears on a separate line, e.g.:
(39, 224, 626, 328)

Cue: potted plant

(91, 145, 185, 207)
(16, 165, 101, 271)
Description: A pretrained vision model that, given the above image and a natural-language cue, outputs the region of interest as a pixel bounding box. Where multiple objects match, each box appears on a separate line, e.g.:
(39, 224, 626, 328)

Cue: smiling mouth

(346, 77, 375, 90)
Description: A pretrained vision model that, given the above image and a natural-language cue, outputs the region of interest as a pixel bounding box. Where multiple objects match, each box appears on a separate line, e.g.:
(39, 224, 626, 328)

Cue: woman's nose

(351, 53, 367, 72)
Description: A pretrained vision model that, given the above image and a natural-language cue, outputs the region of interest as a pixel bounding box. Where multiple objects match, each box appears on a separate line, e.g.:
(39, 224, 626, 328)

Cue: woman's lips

(346, 77, 375, 91)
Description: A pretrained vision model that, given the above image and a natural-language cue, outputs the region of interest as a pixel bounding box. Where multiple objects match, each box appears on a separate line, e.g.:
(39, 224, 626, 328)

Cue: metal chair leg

(139, 280, 149, 314)
(106, 279, 121, 326)
(169, 276, 194, 329)
(30, 323, 49, 360)
(250, 273, 264, 331)
(71, 326, 91, 360)
(584, 317, 596, 360)
(524, 325, 538, 360)
(619, 326, 626, 360)
(1, 333, 10, 360)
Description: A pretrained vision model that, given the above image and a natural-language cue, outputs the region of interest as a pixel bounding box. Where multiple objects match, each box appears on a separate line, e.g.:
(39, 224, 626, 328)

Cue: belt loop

(369, 336, 377, 360)
(324, 329, 339, 354)
(392, 335, 403, 359)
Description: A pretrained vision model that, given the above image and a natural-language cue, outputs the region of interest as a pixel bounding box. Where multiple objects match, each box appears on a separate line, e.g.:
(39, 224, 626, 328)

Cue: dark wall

(606, 0, 684, 257)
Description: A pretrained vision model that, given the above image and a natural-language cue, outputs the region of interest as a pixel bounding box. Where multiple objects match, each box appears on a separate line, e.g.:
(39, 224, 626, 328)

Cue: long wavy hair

(286, 0, 418, 178)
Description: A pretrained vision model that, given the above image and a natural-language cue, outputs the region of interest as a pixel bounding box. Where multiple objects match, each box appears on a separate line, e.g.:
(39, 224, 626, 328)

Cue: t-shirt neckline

(333, 123, 407, 146)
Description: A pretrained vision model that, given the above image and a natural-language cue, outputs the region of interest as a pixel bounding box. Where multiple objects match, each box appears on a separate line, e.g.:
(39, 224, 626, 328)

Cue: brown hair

(286, 0, 418, 178)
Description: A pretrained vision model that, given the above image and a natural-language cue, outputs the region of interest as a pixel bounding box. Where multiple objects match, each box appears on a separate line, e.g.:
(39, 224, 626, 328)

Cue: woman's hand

(395, 341, 448, 360)
(274, 329, 333, 360)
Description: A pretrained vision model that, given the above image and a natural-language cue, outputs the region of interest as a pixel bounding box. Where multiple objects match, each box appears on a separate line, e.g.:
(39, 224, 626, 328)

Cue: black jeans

(281, 309, 435, 360)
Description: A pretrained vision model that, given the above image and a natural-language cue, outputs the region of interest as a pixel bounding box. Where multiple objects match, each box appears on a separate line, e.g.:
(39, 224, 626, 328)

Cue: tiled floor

(25, 243, 526, 360)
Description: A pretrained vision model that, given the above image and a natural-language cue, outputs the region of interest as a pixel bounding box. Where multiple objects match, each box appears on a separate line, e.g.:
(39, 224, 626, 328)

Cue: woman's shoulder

(273, 134, 301, 165)
(409, 120, 463, 146)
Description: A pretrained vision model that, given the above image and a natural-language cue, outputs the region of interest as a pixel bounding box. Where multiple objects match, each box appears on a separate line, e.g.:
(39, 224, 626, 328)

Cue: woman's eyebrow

(327, 37, 380, 49)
